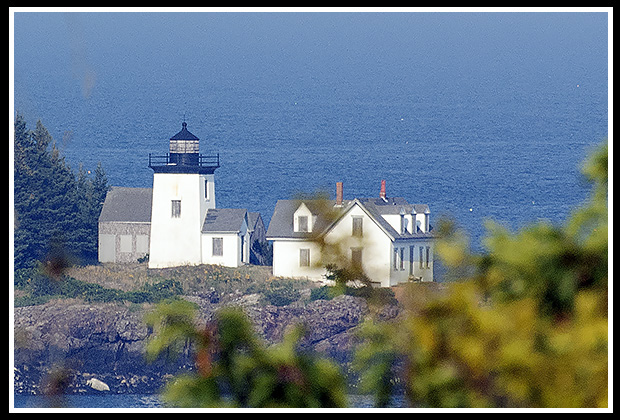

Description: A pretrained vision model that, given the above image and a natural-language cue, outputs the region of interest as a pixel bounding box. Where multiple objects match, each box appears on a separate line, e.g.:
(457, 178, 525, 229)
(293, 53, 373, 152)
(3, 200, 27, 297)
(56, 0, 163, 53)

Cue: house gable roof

(266, 197, 433, 241)
(202, 208, 248, 233)
(266, 199, 351, 239)
(99, 187, 153, 223)
(357, 198, 432, 239)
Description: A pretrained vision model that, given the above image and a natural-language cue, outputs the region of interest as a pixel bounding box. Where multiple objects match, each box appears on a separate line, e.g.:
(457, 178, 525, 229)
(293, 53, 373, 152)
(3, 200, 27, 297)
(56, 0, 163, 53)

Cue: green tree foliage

(354, 141, 608, 408)
(144, 301, 347, 408)
(13, 113, 109, 271)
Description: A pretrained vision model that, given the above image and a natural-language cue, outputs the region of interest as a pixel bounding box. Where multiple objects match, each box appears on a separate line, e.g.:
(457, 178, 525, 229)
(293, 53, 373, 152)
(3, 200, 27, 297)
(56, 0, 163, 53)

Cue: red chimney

(336, 182, 343, 206)
(380, 180, 387, 201)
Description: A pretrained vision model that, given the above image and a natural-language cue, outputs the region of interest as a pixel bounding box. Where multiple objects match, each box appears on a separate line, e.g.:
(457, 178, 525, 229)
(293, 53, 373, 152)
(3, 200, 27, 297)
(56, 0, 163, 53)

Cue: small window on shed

(212, 237, 223, 256)
(120, 235, 132, 253)
(136, 235, 149, 253)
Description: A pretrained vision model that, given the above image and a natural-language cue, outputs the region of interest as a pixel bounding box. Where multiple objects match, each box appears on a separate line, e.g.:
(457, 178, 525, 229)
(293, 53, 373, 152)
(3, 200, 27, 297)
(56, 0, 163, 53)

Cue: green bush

(309, 284, 397, 306)
(310, 285, 334, 301)
(262, 280, 301, 306)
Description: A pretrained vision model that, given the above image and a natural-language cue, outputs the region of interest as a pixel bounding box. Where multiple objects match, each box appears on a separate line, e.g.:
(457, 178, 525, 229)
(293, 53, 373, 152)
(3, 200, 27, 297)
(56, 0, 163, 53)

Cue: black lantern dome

(149, 122, 220, 174)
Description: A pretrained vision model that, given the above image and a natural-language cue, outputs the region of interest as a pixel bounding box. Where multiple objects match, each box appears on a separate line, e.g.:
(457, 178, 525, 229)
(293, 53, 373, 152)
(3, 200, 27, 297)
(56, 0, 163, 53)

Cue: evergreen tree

(74, 162, 109, 264)
(13, 113, 37, 269)
(13, 113, 109, 271)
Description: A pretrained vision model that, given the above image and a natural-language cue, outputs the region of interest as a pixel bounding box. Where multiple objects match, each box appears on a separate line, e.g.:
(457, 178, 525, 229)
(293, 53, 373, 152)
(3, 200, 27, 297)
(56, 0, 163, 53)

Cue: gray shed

(98, 187, 152, 263)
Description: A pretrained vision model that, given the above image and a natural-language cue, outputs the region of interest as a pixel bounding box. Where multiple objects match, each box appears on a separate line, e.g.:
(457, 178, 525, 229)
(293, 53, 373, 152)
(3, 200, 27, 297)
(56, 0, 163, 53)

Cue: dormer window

(399, 207, 407, 234)
(294, 203, 313, 233)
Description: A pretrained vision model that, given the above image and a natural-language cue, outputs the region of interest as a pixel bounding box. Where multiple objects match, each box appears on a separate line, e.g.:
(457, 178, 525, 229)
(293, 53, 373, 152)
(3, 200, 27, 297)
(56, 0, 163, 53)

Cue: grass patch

(14, 267, 185, 307)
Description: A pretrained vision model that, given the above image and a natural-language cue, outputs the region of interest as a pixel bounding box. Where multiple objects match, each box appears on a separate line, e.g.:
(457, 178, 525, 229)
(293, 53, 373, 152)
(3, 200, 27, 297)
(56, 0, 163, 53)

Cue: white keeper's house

(98, 122, 266, 268)
(266, 181, 435, 287)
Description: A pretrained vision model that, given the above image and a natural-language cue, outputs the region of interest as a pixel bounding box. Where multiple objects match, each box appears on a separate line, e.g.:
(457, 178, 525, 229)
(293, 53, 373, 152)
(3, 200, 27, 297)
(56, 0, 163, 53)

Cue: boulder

(86, 377, 110, 392)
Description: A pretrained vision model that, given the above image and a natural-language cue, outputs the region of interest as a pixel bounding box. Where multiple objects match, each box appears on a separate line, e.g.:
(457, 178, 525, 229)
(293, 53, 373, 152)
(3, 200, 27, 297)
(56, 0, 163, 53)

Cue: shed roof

(247, 212, 263, 230)
(99, 187, 152, 223)
(202, 208, 248, 233)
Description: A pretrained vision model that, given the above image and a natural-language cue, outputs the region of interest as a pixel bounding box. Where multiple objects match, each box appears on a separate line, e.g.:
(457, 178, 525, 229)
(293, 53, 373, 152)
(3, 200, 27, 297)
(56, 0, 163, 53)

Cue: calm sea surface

(13, 393, 403, 409)
(13, 12, 608, 253)
(14, 393, 164, 409)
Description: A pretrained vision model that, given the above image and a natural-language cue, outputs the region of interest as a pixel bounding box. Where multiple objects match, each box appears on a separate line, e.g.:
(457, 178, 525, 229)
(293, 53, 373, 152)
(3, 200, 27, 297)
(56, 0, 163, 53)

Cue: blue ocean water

(14, 393, 164, 409)
(13, 11, 608, 252)
(13, 393, 402, 409)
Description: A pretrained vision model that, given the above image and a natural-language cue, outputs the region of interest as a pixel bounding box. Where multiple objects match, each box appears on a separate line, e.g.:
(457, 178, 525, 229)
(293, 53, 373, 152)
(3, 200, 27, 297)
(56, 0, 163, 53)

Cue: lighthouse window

(171, 200, 181, 218)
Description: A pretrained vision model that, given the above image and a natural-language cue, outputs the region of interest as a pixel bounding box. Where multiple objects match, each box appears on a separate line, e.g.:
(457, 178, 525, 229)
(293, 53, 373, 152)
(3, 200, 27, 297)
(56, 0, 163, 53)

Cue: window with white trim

(212, 237, 223, 256)
(300, 248, 310, 267)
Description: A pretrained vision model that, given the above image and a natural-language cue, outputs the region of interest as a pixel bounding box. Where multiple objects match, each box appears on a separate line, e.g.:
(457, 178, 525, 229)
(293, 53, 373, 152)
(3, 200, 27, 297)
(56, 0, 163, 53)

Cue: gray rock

(13, 293, 401, 394)
(86, 377, 110, 391)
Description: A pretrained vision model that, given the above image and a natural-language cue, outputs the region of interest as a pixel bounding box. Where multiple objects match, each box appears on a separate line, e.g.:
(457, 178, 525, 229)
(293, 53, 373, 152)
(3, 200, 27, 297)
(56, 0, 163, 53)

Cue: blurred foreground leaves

(355, 141, 608, 408)
(145, 301, 347, 408)
(144, 142, 607, 408)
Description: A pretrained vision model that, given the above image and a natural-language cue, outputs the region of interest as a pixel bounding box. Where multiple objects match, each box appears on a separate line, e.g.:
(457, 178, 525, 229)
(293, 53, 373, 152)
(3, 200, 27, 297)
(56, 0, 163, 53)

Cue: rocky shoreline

(13, 291, 401, 395)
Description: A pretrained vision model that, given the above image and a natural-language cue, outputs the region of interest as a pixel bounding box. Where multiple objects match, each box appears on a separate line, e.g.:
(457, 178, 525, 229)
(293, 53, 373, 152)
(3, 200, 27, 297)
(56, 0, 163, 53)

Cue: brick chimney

(336, 182, 343, 206)
(380, 180, 387, 201)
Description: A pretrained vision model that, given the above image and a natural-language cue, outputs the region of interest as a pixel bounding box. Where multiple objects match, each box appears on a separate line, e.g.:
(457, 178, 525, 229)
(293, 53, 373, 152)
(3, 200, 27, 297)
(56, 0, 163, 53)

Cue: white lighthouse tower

(147, 122, 220, 268)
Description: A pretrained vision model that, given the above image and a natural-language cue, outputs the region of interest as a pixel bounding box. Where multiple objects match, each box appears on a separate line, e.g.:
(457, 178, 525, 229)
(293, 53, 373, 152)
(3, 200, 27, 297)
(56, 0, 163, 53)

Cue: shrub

(310, 285, 334, 301)
(262, 280, 301, 306)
